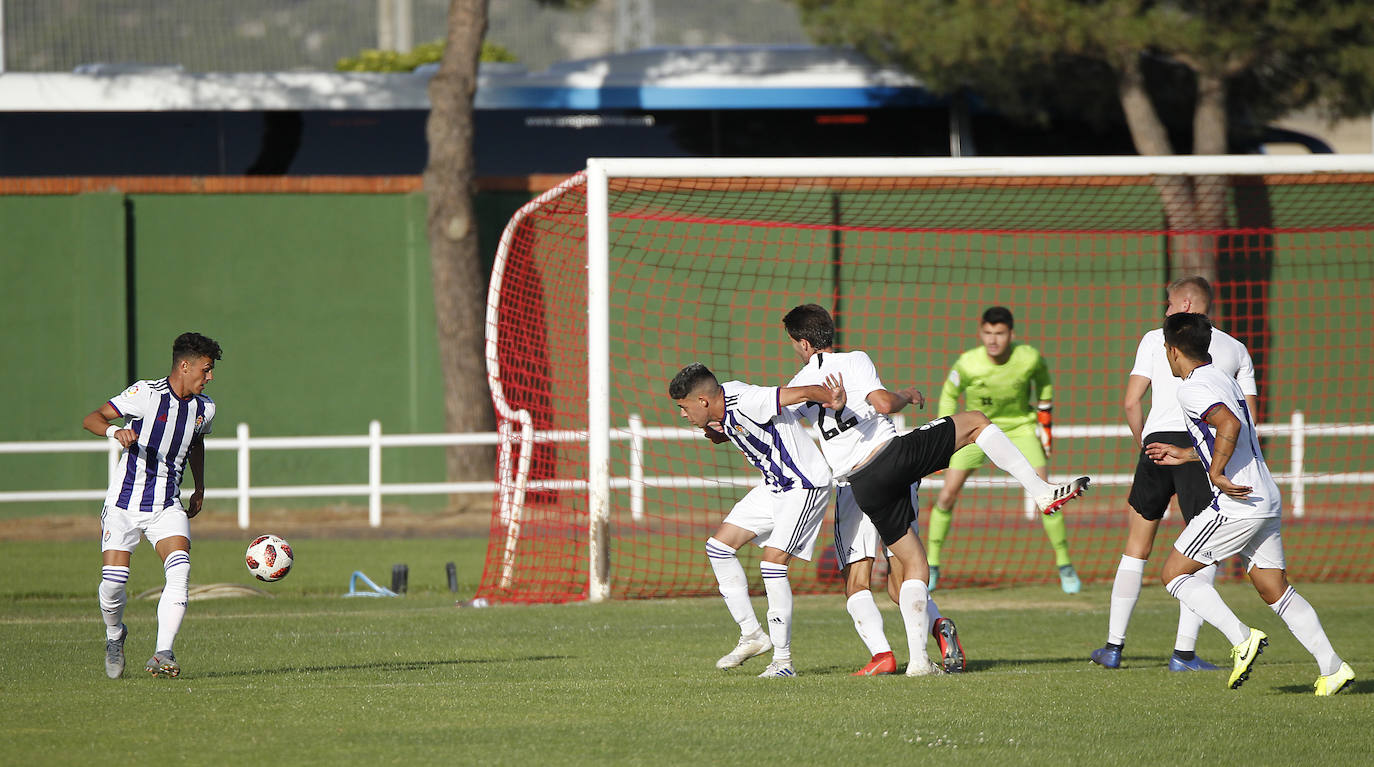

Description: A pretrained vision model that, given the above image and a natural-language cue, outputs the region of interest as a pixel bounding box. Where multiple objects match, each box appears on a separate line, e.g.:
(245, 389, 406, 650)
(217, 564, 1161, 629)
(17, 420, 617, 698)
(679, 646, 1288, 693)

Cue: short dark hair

(1163, 312, 1212, 363)
(981, 306, 1014, 328)
(1167, 276, 1213, 311)
(668, 362, 718, 400)
(172, 332, 222, 365)
(782, 304, 835, 349)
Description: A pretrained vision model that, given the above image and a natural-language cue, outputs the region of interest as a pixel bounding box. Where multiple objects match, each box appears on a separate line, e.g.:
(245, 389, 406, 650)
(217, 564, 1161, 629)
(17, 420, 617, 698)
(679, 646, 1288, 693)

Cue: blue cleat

(1169, 654, 1220, 671)
(1090, 645, 1122, 669)
(1059, 564, 1081, 594)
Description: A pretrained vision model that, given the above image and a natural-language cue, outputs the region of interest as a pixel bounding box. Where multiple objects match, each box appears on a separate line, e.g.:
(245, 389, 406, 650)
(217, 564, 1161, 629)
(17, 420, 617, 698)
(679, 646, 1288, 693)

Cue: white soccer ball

(245, 534, 294, 582)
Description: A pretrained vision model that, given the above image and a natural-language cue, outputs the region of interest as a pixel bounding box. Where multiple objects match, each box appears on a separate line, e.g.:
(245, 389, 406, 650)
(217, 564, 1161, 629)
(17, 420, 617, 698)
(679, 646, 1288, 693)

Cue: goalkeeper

(925, 307, 1079, 594)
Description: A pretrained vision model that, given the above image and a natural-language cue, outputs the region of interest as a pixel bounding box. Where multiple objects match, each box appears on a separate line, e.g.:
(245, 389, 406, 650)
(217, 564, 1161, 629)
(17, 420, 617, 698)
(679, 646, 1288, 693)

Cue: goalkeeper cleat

(1090, 645, 1122, 669)
(104, 624, 127, 679)
(905, 658, 944, 677)
(757, 660, 796, 678)
(716, 630, 772, 669)
(145, 649, 180, 678)
(1058, 564, 1081, 594)
(932, 617, 966, 673)
(1035, 476, 1090, 516)
(1314, 662, 1354, 696)
(927, 565, 940, 592)
(1228, 628, 1268, 689)
(1169, 653, 1220, 672)
(852, 651, 897, 676)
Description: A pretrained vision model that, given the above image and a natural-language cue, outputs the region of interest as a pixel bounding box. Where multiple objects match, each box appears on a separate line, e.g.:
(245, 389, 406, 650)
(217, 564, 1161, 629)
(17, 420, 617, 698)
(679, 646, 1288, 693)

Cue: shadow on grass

(190, 654, 570, 679)
(807, 656, 1086, 675)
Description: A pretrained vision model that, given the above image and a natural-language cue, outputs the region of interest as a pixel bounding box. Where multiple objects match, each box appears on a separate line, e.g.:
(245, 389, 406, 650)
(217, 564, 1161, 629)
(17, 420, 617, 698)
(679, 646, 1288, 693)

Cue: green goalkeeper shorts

(947, 421, 1046, 471)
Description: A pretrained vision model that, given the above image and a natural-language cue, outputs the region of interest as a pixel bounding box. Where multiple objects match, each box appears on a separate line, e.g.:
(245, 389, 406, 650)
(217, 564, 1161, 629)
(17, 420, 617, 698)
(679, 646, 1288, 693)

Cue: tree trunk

(423, 0, 495, 496)
(1116, 53, 1224, 288)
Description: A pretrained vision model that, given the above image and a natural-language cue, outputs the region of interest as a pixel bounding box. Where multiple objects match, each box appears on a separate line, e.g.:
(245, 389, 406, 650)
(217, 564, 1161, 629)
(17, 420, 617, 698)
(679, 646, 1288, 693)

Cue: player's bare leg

(949, 411, 1089, 514)
(925, 467, 972, 591)
(707, 523, 771, 669)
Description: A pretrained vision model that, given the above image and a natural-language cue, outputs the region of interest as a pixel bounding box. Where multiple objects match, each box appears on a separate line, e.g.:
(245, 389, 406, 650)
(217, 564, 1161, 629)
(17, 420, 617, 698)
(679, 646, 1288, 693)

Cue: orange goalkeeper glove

(1036, 406, 1053, 457)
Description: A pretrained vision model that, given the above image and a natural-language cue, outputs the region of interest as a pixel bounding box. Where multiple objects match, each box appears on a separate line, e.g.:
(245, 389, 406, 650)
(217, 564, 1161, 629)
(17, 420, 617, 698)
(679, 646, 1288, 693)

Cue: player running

(1150, 312, 1353, 695)
(82, 332, 221, 679)
(782, 304, 965, 675)
(669, 362, 845, 678)
(925, 307, 1079, 593)
(1091, 277, 1256, 671)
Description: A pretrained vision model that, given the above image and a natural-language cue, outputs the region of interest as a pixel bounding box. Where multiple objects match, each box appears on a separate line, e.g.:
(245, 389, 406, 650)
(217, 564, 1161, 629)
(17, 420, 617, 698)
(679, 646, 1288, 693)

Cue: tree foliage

(335, 39, 518, 72)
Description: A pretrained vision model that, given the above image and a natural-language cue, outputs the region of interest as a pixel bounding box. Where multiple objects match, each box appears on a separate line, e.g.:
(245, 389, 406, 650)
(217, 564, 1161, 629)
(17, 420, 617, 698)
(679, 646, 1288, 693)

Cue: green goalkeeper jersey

(938, 341, 1052, 429)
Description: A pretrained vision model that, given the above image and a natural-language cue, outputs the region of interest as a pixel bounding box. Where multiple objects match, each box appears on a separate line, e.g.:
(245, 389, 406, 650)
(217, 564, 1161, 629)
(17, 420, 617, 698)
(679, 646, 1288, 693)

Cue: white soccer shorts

(100, 504, 191, 552)
(1173, 509, 1285, 571)
(723, 483, 830, 562)
(832, 484, 921, 569)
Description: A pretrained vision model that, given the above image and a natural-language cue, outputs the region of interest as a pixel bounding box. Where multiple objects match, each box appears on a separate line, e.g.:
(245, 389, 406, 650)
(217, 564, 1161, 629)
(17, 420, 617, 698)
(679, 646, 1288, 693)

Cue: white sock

(1166, 572, 1247, 646)
(846, 590, 891, 657)
(99, 565, 130, 640)
(927, 598, 943, 637)
(1271, 586, 1343, 676)
(899, 579, 930, 665)
(155, 551, 190, 652)
(706, 537, 761, 636)
(976, 424, 1053, 495)
(1107, 555, 1146, 645)
(1174, 563, 1214, 652)
(761, 561, 792, 662)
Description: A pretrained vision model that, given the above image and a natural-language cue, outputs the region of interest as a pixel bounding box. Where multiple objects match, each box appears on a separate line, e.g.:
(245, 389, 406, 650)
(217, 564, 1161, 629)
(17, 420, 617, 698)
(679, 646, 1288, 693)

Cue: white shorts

(1173, 509, 1285, 571)
(100, 504, 190, 552)
(723, 484, 830, 562)
(833, 483, 921, 569)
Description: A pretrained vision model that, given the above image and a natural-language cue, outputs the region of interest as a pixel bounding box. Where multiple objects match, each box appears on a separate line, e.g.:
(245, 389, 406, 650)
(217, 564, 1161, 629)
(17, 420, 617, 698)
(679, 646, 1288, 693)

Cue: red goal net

(479, 159, 1374, 603)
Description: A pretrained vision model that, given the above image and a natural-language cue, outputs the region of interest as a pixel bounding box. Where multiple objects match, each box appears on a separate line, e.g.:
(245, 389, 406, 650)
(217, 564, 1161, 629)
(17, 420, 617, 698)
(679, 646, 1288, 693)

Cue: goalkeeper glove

(1035, 406, 1053, 457)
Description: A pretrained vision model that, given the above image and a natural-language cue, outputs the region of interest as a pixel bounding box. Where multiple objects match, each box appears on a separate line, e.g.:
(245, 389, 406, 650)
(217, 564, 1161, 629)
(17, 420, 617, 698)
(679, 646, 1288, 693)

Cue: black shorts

(1127, 431, 1215, 523)
(847, 416, 957, 547)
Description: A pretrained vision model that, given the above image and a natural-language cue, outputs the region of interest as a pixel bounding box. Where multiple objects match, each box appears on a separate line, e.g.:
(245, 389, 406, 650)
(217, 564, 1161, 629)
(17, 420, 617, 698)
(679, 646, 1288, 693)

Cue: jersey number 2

(813, 404, 858, 440)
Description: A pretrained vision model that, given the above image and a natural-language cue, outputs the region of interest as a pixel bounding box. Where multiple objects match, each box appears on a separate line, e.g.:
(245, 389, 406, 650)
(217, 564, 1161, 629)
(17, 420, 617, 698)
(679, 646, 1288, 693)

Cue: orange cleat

(852, 651, 897, 676)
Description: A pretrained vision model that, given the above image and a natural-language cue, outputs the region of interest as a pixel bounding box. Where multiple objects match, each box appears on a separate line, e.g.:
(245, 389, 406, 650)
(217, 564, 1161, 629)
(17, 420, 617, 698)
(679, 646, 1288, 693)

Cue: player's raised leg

(949, 412, 1089, 514)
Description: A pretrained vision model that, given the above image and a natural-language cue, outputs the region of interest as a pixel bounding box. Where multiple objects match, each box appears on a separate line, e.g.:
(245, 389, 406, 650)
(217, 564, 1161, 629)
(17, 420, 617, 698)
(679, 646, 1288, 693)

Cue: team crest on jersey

(195, 415, 205, 428)
(733, 425, 747, 434)
(123, 385, 139, 396)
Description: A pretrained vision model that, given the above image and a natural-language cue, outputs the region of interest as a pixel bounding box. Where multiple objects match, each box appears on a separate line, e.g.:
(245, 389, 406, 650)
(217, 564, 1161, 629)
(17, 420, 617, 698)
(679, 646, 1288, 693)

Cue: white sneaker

(716, 631, 772, 669)
(905, 658, 944, 677)
(757, 660, 796, 678)
(1035, 476, 1091, 515)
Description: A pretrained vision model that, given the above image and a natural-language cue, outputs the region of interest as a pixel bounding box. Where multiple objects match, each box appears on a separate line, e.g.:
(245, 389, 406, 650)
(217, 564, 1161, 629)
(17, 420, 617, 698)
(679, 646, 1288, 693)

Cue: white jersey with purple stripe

(104, 378, 216, 513)
(1177, 363, 1280, 519)
(721, 380, 831, 492)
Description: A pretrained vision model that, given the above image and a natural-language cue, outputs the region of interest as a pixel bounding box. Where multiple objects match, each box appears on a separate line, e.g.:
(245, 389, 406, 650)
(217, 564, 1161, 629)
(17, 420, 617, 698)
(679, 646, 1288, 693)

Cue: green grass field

(2, 536, 1370, 766)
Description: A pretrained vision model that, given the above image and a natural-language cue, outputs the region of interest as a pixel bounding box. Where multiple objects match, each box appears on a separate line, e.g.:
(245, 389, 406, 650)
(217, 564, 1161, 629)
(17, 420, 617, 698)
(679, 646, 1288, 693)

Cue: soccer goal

(480, 155, 1374, 604)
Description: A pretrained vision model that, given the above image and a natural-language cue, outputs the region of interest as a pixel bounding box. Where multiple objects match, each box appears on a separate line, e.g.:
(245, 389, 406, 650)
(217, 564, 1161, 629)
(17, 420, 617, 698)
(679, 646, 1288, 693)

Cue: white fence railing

(2, 412, 1371, 529)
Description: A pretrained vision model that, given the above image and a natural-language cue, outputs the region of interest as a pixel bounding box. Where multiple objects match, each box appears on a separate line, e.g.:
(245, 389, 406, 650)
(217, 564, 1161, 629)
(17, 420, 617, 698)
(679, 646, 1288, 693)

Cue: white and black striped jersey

(103, 378, 216, 513)
(786, 350, 897, 480)
(1178, 363, 1280, 519)
(720, 380, 831, 492)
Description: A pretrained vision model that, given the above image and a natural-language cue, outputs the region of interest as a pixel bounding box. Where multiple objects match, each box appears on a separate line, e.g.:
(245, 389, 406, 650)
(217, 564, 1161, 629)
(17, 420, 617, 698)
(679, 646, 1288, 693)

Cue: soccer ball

(245, 534, 293, 582)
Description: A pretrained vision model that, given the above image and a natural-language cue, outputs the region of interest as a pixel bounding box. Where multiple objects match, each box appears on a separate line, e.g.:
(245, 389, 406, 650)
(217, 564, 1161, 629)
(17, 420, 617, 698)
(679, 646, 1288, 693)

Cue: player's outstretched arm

(1202, 405, 1253, 499)
(867, 386, 925, 415)
(779, 375, 846, 412)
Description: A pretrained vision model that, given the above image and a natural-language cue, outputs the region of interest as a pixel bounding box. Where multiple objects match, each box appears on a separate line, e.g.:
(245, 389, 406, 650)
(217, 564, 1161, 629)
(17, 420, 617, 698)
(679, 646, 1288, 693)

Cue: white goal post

(487, 154, 1374, 603)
